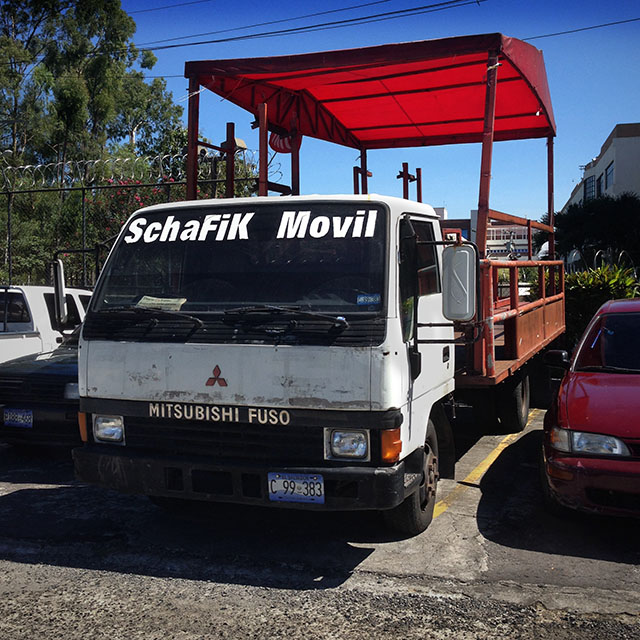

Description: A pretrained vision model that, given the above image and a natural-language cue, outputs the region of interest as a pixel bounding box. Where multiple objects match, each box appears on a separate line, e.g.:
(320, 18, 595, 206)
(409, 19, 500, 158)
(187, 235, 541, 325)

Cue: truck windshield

(92, 202, 386, 315)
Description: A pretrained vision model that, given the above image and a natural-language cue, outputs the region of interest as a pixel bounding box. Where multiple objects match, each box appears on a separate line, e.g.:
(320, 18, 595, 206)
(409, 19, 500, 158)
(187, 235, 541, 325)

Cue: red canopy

(185, 33, 555, 150)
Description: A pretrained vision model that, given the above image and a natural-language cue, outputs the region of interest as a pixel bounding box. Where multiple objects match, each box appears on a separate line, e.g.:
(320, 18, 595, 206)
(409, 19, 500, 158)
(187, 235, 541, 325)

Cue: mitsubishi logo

(206, 365, 227, 387)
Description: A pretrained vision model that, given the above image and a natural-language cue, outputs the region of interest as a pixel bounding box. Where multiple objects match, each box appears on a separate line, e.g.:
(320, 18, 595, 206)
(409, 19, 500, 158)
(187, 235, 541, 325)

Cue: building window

(584, 175, 595, 201)
(596, 174, 603, 197)
(605, 162, 614, 190)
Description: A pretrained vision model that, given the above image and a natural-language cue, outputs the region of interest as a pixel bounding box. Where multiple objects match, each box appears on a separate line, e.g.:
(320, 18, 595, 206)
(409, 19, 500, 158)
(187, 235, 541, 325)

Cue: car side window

(0, 292, 34, 333)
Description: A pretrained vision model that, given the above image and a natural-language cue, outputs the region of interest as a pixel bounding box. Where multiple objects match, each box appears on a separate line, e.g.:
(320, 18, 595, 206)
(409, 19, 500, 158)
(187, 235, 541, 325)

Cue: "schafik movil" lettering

(276, 210, 377, 239)
(124, 213, 255, 244)
(122, 209, 378, 244)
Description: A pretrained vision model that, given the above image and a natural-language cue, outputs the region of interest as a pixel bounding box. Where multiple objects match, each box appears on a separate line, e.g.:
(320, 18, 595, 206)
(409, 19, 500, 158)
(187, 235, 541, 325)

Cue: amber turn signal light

(78, 412, 88, 442)
(381, 428, 402, 464)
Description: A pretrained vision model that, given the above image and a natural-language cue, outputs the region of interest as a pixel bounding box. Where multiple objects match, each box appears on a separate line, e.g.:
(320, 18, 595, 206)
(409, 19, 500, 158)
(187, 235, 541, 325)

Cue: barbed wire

(0, 149, 282, 191)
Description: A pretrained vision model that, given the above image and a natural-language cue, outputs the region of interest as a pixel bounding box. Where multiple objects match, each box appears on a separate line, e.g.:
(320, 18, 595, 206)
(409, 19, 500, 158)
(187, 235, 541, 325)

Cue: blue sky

(122, 0, 640, 221)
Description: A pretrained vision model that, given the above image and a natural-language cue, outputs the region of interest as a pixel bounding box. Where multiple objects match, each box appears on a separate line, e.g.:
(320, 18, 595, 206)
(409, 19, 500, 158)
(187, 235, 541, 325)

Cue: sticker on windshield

(357, 293, 381, 306)
(137, 296, 186, 311)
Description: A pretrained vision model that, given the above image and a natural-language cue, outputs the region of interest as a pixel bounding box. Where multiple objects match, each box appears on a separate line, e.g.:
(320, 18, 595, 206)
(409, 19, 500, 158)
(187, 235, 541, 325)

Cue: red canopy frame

(184, 32, 556, 257)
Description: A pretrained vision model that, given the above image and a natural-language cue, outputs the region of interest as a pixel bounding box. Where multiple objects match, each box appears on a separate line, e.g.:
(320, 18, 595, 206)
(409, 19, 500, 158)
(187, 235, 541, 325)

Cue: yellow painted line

(433, 409, 540, 519)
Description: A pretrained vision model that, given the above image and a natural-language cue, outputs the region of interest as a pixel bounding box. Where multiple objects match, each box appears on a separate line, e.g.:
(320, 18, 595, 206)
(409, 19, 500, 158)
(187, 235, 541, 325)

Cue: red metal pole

(258, 103, 268, 196)
(547, 135, 555, 260)
(402, 162, 409, 199)
(225, 122, 236, 198)
(291, 112, 300, 196)
(186, 76, 200, 201)
(476, 51, 499, 258)
(416, 167, 422, 203)
(361, 150, 368, 195)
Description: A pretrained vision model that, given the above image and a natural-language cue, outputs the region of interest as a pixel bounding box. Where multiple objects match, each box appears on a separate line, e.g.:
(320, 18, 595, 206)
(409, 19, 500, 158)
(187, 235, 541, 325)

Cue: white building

(563, 123, 640, 211)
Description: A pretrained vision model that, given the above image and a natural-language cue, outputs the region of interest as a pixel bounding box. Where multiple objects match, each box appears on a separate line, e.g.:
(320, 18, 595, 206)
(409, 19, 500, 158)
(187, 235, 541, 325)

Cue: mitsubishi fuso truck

(66, 33, 565, 535)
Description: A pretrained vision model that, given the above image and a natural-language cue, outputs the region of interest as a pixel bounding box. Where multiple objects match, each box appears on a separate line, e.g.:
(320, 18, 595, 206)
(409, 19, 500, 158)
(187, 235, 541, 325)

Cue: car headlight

(324, 429, 369, 461)
(64, 382, 79, 400)
(93, 415, 125, 444)
(550, 426, 630, 456)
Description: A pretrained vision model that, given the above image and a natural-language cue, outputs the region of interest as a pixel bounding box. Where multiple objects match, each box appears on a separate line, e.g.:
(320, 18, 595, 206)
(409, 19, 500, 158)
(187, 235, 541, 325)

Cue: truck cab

(1, 285, 91, 364)
(74, 195, 471, 534)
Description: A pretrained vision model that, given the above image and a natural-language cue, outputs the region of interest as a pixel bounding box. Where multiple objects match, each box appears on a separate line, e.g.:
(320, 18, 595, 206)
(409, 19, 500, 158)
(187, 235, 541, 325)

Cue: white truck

(0, 285, 91, 364)
(72, 194, 476, 534)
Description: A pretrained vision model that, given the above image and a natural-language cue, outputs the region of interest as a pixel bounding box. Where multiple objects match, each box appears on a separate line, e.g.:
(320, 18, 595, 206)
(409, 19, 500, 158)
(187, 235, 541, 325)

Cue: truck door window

(0, 292, 33, 333)
(399, 220, 417, 342)
(399, 219, 439, 342)
(412, 220, 440, 296)
(44, 293, 82, 327)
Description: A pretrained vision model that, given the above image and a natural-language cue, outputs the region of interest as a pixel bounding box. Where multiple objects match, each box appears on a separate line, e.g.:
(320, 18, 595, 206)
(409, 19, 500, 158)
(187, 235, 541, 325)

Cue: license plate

(3, 408, 33, 428)
(268, 472, 325, 504)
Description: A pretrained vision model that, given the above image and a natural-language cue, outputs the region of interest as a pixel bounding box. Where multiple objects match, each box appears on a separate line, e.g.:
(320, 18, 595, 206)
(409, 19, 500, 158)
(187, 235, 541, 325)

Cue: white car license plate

(268, 472, 325, 504)
(3, 408, 33, 428)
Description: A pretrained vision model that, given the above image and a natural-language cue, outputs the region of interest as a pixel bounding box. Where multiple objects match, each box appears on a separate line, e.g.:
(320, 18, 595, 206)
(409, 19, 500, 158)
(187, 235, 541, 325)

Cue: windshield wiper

(224, 304, 349, 330)
(95, 305, 204, 334)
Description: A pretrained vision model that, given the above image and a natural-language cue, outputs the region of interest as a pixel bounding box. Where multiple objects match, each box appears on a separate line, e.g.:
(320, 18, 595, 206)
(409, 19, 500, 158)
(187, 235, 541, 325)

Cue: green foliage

(538, 194, 640, 268)
(564, 265, 640, 348)
(0, 0, 184, 163)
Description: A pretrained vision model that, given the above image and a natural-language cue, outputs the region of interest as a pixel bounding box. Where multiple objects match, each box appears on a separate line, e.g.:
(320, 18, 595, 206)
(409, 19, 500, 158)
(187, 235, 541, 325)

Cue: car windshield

(91, 202, 386, 315)
(575, 312, 640, 372)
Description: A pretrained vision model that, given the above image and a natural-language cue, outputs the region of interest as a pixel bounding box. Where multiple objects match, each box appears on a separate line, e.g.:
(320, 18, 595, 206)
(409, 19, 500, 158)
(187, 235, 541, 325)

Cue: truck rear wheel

(383, 420, 439, 536)
(496, 372, 530, 433)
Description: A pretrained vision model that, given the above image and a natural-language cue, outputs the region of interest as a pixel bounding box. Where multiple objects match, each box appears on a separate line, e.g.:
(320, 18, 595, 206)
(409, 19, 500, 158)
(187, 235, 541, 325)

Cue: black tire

(383, 420, 439, 536)
(496, 372, 530, 433)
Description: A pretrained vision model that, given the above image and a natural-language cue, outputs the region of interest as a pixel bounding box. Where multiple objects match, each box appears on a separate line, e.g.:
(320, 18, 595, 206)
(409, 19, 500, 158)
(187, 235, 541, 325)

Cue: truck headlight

(325, 429, 369, 461)
(550, 427, 629, 456)
(93, 415, 125, 444)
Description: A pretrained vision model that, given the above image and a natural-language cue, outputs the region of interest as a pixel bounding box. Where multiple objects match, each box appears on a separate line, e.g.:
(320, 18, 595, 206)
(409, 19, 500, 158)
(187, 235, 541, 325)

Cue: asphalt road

(0, 410, 638, 639)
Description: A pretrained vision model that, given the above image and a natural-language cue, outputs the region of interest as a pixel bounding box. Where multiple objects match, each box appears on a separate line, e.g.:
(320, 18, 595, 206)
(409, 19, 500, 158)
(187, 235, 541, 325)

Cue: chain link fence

(1, 149, 266, 288)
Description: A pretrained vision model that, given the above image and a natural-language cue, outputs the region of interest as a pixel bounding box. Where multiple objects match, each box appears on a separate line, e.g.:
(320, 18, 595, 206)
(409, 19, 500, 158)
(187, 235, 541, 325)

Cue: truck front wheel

(383, 420, 439, 536)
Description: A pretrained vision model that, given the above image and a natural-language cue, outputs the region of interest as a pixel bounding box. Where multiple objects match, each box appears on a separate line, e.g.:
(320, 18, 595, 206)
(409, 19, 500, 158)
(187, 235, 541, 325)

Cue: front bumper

(73, 446, 414, 511)
(543, 449, 640, 517)
(0, 403, 81, 447)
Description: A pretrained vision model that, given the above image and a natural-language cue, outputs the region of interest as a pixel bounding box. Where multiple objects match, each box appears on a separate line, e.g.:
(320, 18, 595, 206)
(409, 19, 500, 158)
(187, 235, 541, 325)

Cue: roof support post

(547, 135, 555, 259)
(476, 50, 499, 258)
(224, 122, 236, 198)
(360, 150, 369, 194)
(291, 112, 300, 196)
(258, 103, 268, 196)
(416, 167, 422, 203)
(186, 75, 200, 201)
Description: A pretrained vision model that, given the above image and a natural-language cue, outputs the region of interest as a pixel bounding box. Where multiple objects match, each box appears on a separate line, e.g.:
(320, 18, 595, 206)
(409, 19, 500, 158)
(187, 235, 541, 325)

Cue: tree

(553, 193, 640, 268)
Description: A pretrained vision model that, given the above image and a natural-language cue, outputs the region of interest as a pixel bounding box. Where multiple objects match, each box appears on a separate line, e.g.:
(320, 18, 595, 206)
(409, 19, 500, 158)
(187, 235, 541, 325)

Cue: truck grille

(0, 376, 68, 403)
(123, 418, 327, 466)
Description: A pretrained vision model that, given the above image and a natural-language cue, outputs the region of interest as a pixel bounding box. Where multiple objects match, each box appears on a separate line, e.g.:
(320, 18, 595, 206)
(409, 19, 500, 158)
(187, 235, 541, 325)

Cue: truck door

(398, 218, 453, 450)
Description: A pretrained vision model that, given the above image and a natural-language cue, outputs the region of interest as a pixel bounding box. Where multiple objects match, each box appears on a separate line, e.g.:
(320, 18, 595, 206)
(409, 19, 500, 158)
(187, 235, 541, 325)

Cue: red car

(541, 298, 640, 517)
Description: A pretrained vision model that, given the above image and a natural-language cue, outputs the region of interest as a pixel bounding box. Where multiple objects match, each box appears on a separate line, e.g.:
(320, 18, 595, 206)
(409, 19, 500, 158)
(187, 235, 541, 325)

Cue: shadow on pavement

(476, 429, 640, 565)
(0, 443, 384, 590)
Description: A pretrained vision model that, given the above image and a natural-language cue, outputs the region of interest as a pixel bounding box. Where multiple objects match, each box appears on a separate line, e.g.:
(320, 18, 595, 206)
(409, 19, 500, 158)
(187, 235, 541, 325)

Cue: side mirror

(442, 245, 476, 321)
(52, 258, 68, 329)
(544, 349, 570, 369)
